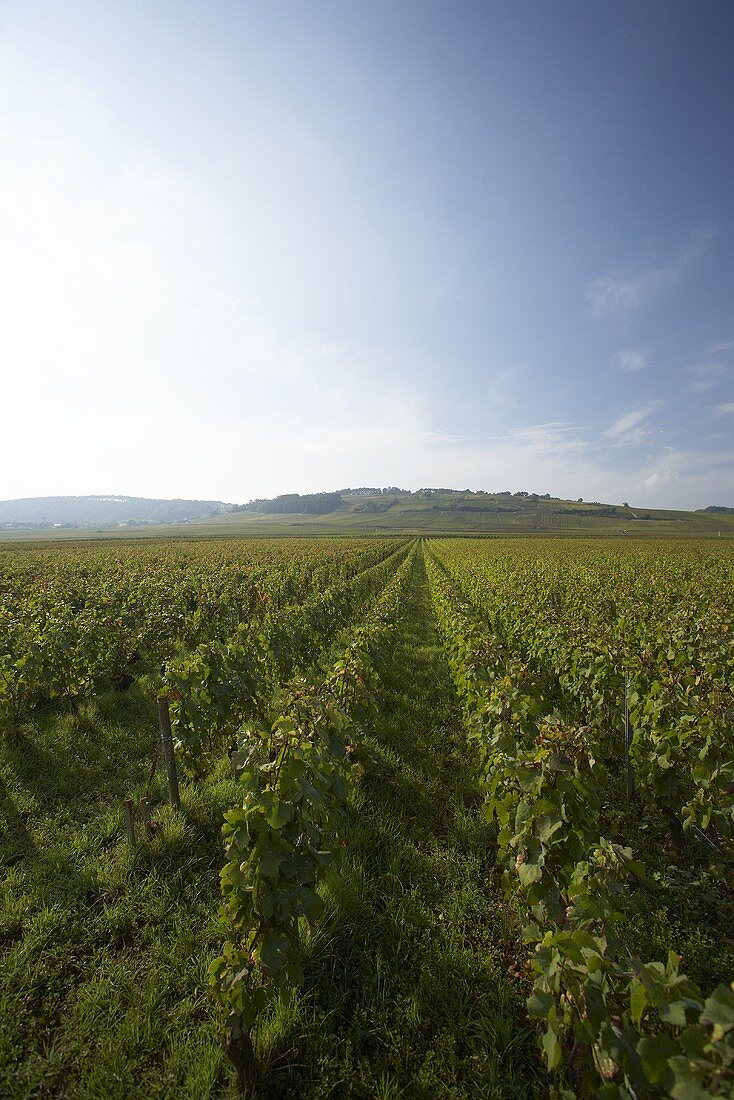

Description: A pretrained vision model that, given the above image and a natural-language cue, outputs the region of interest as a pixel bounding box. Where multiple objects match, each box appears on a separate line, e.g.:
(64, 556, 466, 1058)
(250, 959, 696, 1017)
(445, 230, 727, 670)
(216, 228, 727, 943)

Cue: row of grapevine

(163, 539, 413, 777)
(425, 548, 734, 1098)
(428, 538, 734, 858)
(199, 546, 418, 1089)
(0, 537, 400, 736)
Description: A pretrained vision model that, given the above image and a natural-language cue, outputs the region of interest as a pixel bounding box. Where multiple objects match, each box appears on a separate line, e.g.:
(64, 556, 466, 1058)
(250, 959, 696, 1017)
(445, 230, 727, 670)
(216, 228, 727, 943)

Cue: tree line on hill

(234, 488, 563, 516)
(233, 493, 346, 515)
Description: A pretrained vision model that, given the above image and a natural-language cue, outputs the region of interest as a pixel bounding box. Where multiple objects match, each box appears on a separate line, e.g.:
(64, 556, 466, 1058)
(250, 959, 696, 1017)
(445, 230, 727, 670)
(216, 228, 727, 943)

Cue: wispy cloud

(587, 231, 714, 319)
(613, 349, 647, 372)
(715, 402, 734, 415)
(636, 449, 734, 507)
(505, 422, 590, 457)
(683, 336, 732, 392)
(605, 405, 657, 442)
(686, 362, 728, 392)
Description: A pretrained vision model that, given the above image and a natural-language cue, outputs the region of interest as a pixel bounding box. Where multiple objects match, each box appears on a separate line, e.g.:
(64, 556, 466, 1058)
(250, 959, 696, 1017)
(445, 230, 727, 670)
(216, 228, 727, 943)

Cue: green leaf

(527, 988, 555, 1019)
(267, 798, 292, 829)
(630, 981, 649, 1026)
(542, 1021, 562, 1069)
(297, 886, 323, 923)
(678, 1025, 707, 1059)
(515, 800, 533, 832)
(667, 1055, 712, 1100)
(517, 860, 543, 886)
(660, 1000, 689, 1028)
(637, 1034, 677, 1084)
(252, 879, 274, 920)
(259, 930, 291, 974)
(701, 982, 734, 1034)
(537, 813, 564, 844)
(546, 753, 573, 773)
(258, 843, 284, 878)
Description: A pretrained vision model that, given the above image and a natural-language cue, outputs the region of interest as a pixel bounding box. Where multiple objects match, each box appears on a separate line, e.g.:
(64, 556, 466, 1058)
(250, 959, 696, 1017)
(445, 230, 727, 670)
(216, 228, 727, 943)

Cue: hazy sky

(1, 1, 733, 508)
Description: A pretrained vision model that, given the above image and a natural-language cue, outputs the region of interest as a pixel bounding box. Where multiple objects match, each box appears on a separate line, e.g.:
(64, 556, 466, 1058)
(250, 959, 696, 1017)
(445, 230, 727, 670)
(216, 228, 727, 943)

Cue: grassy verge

(253, 550, 545, 1098)
(0, 679, 236, 1098)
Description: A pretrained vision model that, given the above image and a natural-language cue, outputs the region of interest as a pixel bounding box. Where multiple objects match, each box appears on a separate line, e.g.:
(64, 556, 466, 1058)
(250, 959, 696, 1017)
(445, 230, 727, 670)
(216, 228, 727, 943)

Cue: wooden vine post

(623, 672, 635, 803)
(123, 798, 135, 846)
(157, 695, 180, 809)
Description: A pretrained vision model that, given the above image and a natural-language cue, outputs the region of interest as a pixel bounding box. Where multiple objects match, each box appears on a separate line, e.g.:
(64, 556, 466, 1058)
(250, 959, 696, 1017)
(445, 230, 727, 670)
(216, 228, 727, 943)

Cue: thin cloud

(506, 422, 589, 457)
(588, 272, 655, 318)
(715, 402, 734, 414)
(613, 349, 647, 372)
(636, 449, 734, 507)
(587, 231, 714, 319)
(605, 406, 656, 441)
(706, 340, 734, 354)
(687, 362, 728, 392)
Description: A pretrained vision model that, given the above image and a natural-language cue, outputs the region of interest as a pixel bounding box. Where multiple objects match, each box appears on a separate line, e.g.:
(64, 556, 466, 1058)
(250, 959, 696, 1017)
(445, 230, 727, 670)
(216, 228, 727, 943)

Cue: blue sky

(1, 0, 732, 507)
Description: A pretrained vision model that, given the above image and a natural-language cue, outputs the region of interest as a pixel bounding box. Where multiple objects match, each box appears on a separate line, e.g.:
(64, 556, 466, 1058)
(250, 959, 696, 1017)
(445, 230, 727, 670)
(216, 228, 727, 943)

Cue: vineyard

(0, 535, 732, 1098)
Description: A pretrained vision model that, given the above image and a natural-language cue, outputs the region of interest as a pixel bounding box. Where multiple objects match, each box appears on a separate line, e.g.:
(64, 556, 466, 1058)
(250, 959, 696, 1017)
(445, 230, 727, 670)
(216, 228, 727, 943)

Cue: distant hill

(0, 495, 233, 530)
(1, 489, 732, 540)
(194, 488, 734, 539)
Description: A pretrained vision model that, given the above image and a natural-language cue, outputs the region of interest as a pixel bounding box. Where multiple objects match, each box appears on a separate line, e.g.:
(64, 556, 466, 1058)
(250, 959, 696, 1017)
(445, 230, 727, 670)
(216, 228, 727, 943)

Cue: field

(1, 536, 732, 1098)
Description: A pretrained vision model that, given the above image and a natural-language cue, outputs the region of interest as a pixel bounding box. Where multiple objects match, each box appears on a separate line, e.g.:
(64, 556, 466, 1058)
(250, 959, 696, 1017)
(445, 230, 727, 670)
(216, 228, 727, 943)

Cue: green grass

(0, 679, 237, 1098)
(4, 542, 729, 1096)
(0, 552, 547, 1098)
(249, 552, 544, 1098)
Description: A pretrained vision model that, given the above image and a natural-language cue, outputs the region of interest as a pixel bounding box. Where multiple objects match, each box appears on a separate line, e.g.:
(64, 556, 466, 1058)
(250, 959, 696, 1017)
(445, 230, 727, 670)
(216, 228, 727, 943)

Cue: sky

(1, 0, 733, 509)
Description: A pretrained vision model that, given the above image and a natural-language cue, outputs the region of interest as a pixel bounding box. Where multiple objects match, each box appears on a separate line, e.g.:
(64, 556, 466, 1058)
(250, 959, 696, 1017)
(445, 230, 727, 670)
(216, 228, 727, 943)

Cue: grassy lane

(257, 549, 545, 1099)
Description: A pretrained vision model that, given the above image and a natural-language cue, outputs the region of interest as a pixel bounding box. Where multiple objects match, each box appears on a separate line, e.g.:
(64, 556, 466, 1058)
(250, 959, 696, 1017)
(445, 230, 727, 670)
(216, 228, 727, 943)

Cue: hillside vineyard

(1, 536, 732, 1098)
